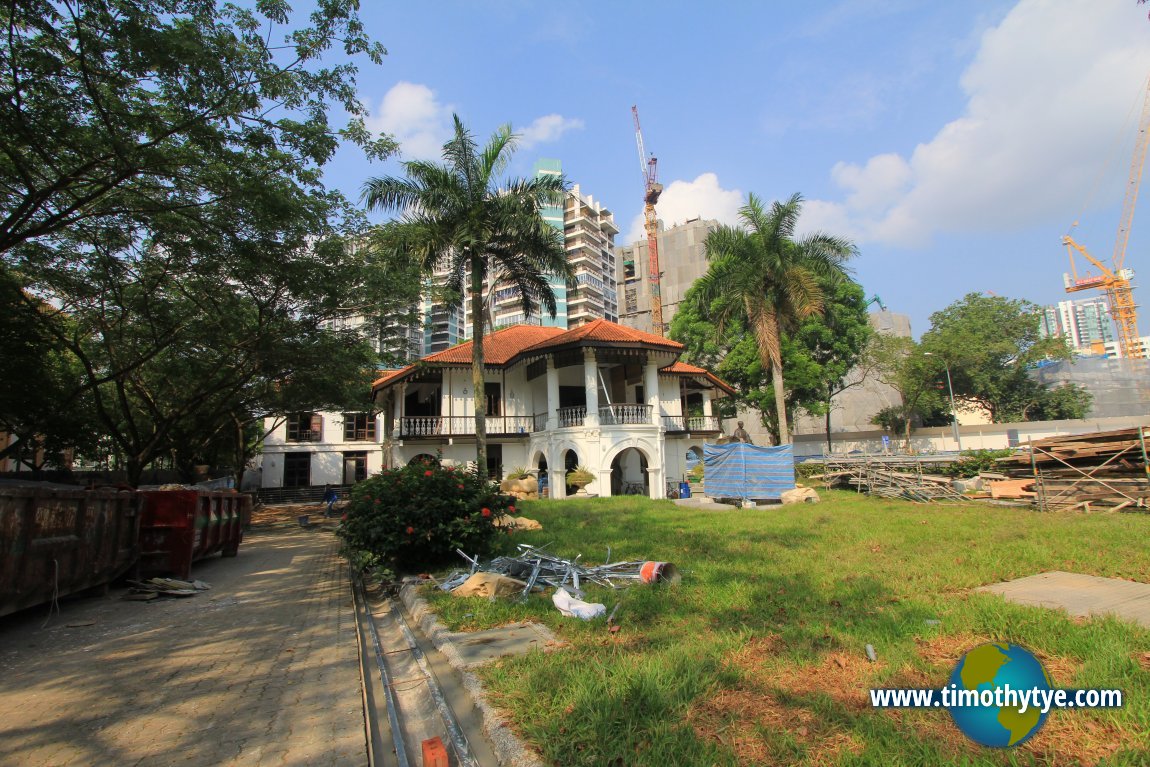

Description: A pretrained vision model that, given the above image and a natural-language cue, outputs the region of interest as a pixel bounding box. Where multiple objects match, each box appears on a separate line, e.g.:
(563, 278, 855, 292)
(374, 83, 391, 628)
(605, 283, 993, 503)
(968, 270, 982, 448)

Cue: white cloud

(365, 82, 453, 161)
(813, 0, 1150, 247)
(623, 173, 743, 244)
(518, 114, 584, 149)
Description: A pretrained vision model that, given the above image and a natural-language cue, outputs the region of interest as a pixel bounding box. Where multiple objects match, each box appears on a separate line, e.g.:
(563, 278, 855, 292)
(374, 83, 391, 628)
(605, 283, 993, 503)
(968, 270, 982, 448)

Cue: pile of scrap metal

(437, 543, 679, 602)
(818, 454, 968, 503)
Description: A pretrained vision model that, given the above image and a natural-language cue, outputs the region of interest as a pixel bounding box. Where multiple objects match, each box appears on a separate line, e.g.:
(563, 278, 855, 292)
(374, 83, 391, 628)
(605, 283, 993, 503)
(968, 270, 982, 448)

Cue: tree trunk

(824, 398, 832, 453)
(470, 255, 488, 479)
(772, 359, 790, 444)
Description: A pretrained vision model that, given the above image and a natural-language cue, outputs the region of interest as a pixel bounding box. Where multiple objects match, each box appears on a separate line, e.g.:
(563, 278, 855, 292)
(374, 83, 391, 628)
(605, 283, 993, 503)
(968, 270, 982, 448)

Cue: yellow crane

(1062, 78, 1149, 359)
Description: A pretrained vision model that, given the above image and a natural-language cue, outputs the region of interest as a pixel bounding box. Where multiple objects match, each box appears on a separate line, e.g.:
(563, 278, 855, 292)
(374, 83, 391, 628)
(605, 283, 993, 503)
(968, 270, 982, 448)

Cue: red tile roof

(660, 361, 737, 396)
(424, 325, 565, 365)
(521, 318, 683, 354)
(372, 321, 725, 396)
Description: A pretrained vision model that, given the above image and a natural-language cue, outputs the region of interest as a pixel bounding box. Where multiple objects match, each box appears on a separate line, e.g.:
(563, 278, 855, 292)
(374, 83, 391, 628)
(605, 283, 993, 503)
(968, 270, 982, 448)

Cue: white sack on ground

(551, 588, 605, 620)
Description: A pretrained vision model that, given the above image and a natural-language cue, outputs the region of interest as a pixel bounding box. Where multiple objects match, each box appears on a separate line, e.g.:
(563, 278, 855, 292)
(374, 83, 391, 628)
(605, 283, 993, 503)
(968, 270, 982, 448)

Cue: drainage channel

(352, 569, 497, 767)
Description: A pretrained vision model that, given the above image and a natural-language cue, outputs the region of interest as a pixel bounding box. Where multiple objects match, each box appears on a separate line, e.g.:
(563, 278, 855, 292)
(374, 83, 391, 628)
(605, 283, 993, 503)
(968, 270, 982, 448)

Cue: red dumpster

(137, 490, 249, 579)
(0, 486, 140, 618)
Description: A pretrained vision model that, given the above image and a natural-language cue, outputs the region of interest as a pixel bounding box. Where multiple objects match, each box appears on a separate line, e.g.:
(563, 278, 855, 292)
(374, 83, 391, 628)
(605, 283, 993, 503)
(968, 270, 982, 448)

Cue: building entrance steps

(0, 519, 366, 766)
(978, 570, 1150, 629)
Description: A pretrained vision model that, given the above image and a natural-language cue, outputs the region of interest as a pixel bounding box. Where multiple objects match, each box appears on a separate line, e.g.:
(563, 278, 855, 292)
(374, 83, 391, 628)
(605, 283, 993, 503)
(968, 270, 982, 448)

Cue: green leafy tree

(0, 0, 391, 264)
(363, 116, 571, 478)
(920, 293, 1079, 422)
(868, 335, 949, 449)
(0, 275, 99, 470)
(688, 193, 856, 444)
(1, 1, 395, 485)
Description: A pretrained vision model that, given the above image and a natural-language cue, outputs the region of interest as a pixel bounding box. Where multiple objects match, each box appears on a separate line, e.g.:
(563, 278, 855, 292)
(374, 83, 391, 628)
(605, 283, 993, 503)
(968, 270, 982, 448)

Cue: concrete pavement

(0, 514, 366, 766)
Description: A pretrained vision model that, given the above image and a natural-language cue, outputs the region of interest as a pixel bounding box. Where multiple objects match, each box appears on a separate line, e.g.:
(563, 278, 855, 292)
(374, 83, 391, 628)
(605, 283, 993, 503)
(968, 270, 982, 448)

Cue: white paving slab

(978, 571, 1150, 628)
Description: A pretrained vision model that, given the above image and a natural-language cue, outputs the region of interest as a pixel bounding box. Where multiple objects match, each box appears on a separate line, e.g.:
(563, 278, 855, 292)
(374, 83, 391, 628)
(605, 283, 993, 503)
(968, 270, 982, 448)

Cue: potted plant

(565, 465, 596, 496)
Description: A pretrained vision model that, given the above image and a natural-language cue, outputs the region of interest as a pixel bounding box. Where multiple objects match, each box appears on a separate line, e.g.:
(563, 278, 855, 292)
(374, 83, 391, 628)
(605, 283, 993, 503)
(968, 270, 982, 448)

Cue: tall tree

(688, 193, 856, 443)
(362, 116, 570, 478)
(671, 276, 872, 445)
(920, 293, 1080, 422)
(868, 335, 949, 449)
(0, 0, 396, 485)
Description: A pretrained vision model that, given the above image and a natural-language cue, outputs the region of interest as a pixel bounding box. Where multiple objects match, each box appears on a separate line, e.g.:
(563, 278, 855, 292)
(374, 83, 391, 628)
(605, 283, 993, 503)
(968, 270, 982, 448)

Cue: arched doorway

(408, 453, 439, 467)
(563, 449, 579, 496)
(534, 451, 549, 498)
(611, 447, 648, 496)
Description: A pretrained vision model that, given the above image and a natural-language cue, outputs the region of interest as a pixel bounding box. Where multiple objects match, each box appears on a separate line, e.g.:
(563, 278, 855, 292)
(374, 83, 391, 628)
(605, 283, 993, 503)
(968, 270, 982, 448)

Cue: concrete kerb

(399, 580, 547, 767)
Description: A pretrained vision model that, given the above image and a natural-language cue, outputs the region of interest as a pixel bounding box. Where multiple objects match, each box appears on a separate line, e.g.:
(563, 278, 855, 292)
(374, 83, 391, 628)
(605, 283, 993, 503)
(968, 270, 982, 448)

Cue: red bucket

(639, 561, 681, 585)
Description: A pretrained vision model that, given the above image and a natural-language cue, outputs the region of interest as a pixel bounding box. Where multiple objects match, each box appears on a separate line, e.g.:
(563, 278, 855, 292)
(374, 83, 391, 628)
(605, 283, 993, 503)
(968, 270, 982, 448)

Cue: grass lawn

(423, 492, 1150, 766)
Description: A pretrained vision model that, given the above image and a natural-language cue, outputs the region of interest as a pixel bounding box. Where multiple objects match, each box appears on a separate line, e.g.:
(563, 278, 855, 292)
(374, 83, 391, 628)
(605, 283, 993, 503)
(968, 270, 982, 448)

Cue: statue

(732, 421, 753, 444)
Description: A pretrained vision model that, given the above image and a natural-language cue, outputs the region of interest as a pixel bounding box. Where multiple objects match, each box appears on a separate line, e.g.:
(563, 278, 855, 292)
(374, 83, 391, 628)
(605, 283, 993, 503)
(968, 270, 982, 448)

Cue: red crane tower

(632, 105, 664, 335)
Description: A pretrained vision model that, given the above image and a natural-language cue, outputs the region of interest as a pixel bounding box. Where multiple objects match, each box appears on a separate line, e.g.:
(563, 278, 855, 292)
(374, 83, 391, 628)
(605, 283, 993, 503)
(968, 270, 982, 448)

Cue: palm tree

(693, 193, 856, 444)
(362, 115, 569, 478)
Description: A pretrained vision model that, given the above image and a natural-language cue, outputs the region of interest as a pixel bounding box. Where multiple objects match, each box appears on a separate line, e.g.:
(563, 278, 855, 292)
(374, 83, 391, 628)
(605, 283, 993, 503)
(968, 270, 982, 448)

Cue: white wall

(793, 414, 1150, 458)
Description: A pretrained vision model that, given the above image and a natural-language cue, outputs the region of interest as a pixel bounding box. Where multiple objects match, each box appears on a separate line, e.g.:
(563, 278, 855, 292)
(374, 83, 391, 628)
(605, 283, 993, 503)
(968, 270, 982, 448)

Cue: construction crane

(632, 105, 664, 336)
(864, 294, 887, 311)
(1062, 78, 1149, 359)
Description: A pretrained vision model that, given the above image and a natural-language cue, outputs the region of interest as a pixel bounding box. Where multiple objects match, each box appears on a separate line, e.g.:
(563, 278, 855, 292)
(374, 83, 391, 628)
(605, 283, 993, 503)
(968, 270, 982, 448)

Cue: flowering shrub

(338, 461, 513, 571)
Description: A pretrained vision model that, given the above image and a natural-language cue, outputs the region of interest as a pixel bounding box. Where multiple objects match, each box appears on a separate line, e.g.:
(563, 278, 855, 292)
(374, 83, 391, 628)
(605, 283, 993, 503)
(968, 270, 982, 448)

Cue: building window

(286, 412, 322, 442)
(283, 452, 311, 487)
(343, 413, 377, 441)
(343, 451, 368, 484)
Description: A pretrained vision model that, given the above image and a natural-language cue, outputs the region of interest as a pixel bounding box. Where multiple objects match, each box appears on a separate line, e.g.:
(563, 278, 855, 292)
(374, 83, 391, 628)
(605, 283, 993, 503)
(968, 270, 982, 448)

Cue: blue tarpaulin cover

(703, 442, 796, 500)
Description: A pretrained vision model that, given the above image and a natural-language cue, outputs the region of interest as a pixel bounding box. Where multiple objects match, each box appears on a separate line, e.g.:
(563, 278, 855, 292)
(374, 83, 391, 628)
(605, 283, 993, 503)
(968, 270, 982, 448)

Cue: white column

(546, 357, 560, 429)
(703, 392, 713, 417)
(395, 383, 406, 434)
(549, 467, 566, 499)
(583, 348, 600, 426)
(645, 358, 660, 426)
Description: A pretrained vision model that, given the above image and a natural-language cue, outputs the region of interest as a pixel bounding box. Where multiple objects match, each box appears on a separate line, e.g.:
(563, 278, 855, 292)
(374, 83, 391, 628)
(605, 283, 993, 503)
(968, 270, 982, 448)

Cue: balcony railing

(286, 429, 323, 443)
(556, 406, 586, 428)
(600, 403, 652, 425)
(397, 415, 536, 438)
(663, 415, 722, 433)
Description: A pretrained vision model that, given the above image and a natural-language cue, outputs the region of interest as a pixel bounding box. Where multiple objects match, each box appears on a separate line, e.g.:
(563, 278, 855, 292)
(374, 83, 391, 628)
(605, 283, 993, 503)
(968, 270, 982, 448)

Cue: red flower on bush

(405, 526, 414, 535)
(481, 507, 491, 518)
(457, 484, 464, 490)
(424, 470, 433, 477)
(508, 505, 516, 514)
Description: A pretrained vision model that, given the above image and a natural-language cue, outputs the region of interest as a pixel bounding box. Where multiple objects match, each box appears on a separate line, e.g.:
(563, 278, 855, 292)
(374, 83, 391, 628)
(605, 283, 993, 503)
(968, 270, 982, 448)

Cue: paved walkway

(0, 517, 366, 766)
(979, 570, 1150, 629)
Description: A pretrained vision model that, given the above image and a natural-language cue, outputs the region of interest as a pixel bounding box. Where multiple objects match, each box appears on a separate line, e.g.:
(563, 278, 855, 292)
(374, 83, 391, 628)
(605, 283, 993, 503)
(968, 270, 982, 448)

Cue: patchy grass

(424, 491, 1150, 766)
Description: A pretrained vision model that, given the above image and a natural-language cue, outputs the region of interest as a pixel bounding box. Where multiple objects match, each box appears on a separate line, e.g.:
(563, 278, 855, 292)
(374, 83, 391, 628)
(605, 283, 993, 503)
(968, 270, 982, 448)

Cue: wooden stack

(996, 428, 1149, 511)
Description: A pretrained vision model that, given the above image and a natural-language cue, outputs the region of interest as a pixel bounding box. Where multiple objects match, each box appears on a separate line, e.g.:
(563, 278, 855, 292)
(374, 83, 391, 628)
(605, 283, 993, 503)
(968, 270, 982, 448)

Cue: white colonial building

(372, 320, 732, 499)
(257, 320, 733, 498)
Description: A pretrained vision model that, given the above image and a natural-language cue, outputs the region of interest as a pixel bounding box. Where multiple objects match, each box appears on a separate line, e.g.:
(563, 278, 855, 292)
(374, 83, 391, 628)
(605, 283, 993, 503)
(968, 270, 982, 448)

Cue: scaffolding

(820, 454, 968, 503)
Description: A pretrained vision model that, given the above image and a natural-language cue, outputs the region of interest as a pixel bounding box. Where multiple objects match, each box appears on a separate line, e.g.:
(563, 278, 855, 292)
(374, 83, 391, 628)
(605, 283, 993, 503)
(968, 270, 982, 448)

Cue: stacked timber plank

(995, 428, 1149, 511)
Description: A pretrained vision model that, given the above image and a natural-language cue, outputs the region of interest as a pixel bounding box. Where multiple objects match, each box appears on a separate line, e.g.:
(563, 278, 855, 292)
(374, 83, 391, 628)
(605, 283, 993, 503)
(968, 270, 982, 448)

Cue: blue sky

(321, 0, 1150, 337)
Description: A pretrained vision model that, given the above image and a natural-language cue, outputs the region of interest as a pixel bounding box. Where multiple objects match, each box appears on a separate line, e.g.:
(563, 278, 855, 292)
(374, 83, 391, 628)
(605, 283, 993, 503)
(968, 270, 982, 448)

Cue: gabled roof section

(371, 325, 565, 395)
(521, 318, 683, 354)
(660, 361, 737, 397)
(423, 325, 565, 366)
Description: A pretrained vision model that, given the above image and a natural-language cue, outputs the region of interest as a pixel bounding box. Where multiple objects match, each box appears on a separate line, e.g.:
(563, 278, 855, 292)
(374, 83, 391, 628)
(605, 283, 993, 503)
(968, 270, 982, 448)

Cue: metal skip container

(137, 490, 249, 580)
(0, 486, 140, 618)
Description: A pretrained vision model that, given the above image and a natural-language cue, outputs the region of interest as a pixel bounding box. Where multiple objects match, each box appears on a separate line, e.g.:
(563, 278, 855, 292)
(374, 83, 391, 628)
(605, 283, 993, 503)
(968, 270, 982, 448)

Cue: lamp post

(924, 352, 962, 451)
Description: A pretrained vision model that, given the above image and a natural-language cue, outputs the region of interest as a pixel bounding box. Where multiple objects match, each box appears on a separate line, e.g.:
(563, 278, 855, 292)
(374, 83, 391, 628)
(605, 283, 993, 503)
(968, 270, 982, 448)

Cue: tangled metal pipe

(438, 544, 677, 600)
